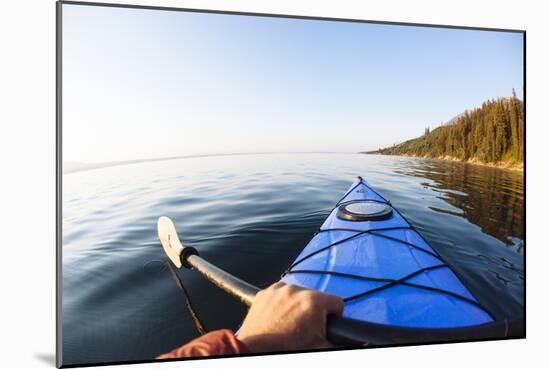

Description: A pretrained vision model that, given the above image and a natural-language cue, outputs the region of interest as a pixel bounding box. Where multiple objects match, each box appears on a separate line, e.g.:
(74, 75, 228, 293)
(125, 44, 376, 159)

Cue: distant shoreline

(368, 97, 524, 173)
(364, 152, 524, 173)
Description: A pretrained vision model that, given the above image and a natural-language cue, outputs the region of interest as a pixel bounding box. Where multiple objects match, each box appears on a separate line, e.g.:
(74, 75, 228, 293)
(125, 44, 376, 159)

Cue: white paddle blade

(157, 216, 184, 268)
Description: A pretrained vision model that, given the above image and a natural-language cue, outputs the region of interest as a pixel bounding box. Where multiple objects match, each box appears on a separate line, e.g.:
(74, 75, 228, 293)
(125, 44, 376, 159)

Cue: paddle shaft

(184, 253, 366, 345)
(158, 216, 365, 344)
(186, 254, 258, 306)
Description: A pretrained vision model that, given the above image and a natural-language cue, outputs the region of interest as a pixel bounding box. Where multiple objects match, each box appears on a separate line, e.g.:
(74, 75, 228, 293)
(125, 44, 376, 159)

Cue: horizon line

(63, 151, 365, 174)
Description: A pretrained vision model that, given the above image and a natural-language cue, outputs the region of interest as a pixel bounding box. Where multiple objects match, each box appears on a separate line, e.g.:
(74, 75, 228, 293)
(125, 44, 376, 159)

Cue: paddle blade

(157, 216, 184, 268)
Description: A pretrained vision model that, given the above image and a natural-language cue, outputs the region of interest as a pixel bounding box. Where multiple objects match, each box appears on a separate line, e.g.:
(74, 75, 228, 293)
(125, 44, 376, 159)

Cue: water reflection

(396, 158, 524, 253)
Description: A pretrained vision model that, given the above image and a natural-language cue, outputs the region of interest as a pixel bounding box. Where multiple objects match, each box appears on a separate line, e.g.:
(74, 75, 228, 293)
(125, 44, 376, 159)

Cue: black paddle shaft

(180, 249, 523, 347)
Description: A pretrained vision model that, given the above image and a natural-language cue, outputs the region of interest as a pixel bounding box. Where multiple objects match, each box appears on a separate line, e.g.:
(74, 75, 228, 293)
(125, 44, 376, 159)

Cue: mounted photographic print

(57, 1, 525, 367)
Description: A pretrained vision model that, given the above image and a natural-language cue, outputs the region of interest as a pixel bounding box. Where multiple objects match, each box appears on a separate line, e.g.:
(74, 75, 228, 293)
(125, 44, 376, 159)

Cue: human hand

(237, 282, 344, 352)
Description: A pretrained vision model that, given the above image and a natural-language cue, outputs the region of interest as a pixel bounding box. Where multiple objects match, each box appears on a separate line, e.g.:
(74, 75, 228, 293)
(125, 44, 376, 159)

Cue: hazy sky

(63, 4, 524, 163)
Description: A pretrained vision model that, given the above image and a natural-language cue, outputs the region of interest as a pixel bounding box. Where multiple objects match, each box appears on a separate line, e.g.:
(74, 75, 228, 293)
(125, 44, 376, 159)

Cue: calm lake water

(62, 153, 524, 365)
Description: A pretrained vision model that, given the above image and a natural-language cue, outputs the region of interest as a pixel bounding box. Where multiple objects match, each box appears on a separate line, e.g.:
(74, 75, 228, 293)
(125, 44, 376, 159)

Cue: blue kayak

(281, 177, 494, 329)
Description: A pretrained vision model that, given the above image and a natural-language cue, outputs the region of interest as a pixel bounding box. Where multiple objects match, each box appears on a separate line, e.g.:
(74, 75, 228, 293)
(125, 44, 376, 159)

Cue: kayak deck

(281, 177, 494, 328)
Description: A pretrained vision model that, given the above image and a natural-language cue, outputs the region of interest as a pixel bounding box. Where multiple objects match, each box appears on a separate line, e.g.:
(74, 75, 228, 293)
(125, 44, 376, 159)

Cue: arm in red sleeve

(157, 329, 249, 359)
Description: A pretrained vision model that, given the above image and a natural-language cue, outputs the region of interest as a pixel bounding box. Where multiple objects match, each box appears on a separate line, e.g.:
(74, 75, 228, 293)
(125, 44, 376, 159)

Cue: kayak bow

(281, 176, 493, 328)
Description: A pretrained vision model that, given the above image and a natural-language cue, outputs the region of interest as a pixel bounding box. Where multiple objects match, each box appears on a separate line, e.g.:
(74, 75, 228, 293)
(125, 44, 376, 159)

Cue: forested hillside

(370, 94, 524, 168)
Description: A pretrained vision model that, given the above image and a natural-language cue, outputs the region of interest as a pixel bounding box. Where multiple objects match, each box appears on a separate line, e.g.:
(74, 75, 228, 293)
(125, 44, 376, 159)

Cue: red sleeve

(157, 329, 249, 359)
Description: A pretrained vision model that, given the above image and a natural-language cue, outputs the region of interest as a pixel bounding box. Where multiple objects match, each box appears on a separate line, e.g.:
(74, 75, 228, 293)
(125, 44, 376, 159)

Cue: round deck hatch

(337, 200, 393, 221)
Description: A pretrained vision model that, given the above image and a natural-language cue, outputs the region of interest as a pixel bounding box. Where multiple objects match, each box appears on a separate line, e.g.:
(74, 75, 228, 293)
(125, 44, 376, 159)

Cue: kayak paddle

(157, 216, 522, 346)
